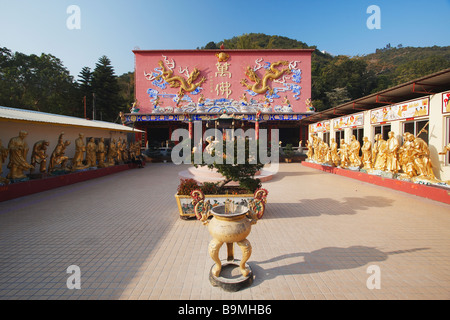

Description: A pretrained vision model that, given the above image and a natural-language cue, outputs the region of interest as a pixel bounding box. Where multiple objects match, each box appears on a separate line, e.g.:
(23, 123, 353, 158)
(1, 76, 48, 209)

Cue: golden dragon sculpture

(156, 60, 206, 95)
(240, 60, 291, 95)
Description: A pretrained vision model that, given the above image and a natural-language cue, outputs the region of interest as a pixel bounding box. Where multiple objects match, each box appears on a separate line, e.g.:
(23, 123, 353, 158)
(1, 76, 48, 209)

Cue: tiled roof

(0, 106, 142, 132)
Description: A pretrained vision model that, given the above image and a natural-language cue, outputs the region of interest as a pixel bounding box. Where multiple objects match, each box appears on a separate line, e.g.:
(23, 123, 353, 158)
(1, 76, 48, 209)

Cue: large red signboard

(133, 49, 312, 114)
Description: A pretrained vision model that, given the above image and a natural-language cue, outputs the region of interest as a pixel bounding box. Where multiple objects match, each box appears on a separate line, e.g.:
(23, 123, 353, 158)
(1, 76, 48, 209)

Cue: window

(403, 119, 429, 145)
(352, 128, 364, 156)
(323, 132, 330, 145)
(374, 124, 391, 141)
(335, 130, 344, 148)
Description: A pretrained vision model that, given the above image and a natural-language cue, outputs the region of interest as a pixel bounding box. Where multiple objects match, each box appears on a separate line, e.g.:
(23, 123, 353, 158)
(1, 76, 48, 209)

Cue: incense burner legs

(191, 189, 266, 291)
(208, 237, 252, 278)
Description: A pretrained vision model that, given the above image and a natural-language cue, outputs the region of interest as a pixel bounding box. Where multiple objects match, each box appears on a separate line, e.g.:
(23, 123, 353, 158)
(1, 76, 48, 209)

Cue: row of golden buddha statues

(0, 131, 142, 184)
(305, 132, 449, 185)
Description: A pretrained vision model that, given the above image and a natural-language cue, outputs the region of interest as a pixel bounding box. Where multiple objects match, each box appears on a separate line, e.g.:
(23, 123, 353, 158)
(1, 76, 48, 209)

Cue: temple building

(122, 48, 450, 185)
(123, 49, 314, 148)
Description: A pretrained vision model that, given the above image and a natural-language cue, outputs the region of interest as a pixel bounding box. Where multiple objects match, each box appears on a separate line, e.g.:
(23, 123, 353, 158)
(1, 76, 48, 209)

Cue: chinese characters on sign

(134, 49, 313, 113)
(215, 61, 232, 98)
(370, 98, 429, 124)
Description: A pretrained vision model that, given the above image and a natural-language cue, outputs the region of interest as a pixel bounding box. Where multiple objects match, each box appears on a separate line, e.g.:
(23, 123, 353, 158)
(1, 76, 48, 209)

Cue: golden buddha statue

(373, 134, 388, 171)
(49, 133, 71, 173)
(361, 137, 372, 170)
(86, 137, 98, 168)
(72, 133, 88, 170)
(30, 140, 50, 173)
(411, 135, 436, 180)
(97, 138, 107, 168)
(338, 139, 350, 168)
(386, 131, 400, 174)
(306, 140, 313, 160)
(0, 139, 10, 184)
(349, 135, 362, 168)
(329, 138, 340, 167)
(6, 130, 34, 180)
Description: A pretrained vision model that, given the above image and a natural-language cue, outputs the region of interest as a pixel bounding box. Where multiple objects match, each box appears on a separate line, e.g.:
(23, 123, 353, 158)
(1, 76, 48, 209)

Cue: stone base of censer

(209, 259, 253, 292)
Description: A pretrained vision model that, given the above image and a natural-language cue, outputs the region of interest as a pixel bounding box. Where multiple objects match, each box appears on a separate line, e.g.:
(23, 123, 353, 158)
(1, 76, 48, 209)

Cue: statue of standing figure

(7, 130, 34, 180)
(373, 134, 388, 171)
(399, 133, 417, 179)
(86, 138, 98, 168)
(411, 135, 436, 180)
(386, 131, 400, 174)
(72, 133, 88, 170)
(107, 139, 117, 166)
(338, 139, 350, 168)
(97, 138, 107, 168)
(306, 140, 313, 160)
(320, 141, 332, 165)
(329, 138, 340, 166)
(0, 139, 10, 184)
(349, 135, 362, 168)
(312, 134, 321, 162)
(361, 137, 372, 170)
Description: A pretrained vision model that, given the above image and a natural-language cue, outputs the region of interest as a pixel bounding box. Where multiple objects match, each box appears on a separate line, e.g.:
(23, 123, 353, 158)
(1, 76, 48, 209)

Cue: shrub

(239, 177, 262, 193)
(177, 178, 200, 195)
(200, 182, 220, 195)
(284, 144, 294, 159)
(193, 138, 266, 194)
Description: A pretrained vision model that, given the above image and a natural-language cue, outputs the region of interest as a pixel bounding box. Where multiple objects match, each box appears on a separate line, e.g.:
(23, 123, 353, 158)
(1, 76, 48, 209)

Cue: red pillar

(255, 112, 261, 140)
(188, 118, 193, 139)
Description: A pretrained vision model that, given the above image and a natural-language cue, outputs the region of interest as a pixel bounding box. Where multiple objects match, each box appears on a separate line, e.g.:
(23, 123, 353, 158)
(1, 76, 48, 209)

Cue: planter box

(175, 188, 268, 219)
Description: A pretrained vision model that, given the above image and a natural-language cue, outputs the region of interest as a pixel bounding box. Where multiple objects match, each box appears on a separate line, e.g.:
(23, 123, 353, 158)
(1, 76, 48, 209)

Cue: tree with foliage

(192, 137, 268, 193)
(78, 66, 93, 118)
(201, 34, 450, 111)
(117, 71, 135, 112)
(91, 55, 123, 122)
(0, 47, 15, 107)
(0, 47, 80, 116)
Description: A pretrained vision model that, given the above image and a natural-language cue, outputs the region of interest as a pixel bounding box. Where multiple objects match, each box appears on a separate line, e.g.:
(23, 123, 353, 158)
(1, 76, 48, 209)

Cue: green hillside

(201, 34, 450, 111)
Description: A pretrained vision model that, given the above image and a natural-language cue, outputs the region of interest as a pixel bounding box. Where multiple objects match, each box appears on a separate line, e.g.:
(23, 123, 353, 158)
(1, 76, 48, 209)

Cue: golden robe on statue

(386, 132, 400, 173)
(7, 131, 34, 179)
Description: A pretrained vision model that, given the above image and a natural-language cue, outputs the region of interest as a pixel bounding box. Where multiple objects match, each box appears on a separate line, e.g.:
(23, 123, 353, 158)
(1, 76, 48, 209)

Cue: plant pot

(175, 188, 268, 219)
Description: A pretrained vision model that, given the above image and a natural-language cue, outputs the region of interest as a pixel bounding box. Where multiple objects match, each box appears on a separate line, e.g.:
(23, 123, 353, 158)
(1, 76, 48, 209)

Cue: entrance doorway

(147, 127, 170, 148)
(279, 127, 300, 147)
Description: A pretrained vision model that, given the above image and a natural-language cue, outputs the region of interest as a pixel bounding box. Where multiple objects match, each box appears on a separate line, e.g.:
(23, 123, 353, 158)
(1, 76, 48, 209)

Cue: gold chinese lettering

(215, 82, 232, 98)
(215, 62, 231, 78)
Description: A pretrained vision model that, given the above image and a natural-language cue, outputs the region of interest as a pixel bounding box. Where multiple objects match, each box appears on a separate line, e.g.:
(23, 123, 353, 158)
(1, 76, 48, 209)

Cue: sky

(0, 0, 449, 79)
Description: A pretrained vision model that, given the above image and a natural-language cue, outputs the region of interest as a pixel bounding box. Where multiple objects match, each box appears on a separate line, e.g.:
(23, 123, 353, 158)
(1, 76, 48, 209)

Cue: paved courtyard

(0, 162, 449, 300)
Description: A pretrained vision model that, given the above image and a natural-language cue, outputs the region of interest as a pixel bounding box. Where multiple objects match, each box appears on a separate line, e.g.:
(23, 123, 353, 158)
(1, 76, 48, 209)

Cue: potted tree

(175, 137, 268, 219)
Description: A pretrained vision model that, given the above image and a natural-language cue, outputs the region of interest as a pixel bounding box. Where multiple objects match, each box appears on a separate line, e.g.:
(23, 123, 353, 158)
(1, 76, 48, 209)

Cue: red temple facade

(125, 49, 314, 148)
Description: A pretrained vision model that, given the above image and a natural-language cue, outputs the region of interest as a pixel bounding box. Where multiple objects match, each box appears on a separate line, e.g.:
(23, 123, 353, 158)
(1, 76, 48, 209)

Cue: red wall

(134, 49, 312, 114)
